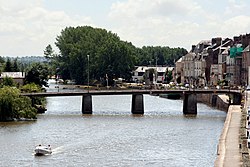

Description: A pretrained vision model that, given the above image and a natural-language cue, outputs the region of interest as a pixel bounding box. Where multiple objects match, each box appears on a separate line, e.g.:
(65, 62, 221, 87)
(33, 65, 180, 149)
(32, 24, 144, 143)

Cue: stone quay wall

(196, 94, 229, 111)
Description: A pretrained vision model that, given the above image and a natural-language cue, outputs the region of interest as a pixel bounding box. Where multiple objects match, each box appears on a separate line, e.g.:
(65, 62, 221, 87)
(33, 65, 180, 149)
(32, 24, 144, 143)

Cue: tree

(165, 70, 173, 83)
(12, 58, 19, 72)
(55, 26, 136, 85)
(43, 44, 60, 78)
(44, 44, 54, 59)
(4, 58, 12, 72)
(0, 77, 16, 87)
(0, 86, 36, 121)
(25, 63, 49, 87)
(137, 46, 187, 66)
(52, 26, 187, 85)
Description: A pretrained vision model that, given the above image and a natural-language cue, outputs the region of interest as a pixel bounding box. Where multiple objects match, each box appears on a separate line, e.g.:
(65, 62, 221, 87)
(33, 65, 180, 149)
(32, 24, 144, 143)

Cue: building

(0, 72, 25, 85)
(181, 40, 211, 86)
(132, 66, 174, 84)
(175, 34, 250, 87)
(174, 57, 184, 83)
(182, 52, 196, 85)
(242, 45, 250, 85)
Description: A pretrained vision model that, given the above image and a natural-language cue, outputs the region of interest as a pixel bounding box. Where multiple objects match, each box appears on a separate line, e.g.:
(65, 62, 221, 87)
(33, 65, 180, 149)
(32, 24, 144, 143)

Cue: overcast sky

(1, 0, 250, 57)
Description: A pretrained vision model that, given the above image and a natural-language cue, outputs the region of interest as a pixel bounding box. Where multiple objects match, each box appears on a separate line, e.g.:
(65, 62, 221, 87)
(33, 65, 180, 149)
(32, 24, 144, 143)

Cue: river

(0, 83, 226, 167)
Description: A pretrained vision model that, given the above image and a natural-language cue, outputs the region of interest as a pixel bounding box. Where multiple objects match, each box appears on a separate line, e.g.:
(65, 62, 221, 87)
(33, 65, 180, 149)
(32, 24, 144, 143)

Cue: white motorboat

(34, 145, 52, 156)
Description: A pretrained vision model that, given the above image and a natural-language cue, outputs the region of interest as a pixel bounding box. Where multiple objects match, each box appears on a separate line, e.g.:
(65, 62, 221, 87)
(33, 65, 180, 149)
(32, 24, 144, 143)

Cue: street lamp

(87, 54, 90, 93)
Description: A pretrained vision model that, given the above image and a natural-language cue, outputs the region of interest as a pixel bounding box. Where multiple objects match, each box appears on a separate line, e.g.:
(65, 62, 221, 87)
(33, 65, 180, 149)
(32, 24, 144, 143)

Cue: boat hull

(34, 146, 52, 156)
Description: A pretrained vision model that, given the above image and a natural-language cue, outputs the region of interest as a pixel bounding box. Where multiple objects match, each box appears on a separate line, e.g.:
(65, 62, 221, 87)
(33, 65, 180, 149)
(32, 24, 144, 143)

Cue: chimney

(191, 45, 196, 52)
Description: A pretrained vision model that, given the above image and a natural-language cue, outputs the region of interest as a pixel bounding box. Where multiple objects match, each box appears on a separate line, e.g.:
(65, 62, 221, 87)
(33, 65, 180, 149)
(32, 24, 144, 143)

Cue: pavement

(214, 98, 242, 166)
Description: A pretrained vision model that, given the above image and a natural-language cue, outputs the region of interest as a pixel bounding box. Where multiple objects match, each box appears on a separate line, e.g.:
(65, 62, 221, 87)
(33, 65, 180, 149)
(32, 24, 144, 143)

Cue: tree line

(45, 26, 187, 85)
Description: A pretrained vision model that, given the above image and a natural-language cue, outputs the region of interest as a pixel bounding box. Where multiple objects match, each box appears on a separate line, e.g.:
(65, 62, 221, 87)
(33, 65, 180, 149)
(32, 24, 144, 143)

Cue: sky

(1, 0, 250, 57)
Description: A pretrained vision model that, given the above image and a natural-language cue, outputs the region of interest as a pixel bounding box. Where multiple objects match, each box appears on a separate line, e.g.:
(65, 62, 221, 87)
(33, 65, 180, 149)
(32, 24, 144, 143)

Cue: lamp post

(155, 56, 157, 89)
(87, 54, 90, 93)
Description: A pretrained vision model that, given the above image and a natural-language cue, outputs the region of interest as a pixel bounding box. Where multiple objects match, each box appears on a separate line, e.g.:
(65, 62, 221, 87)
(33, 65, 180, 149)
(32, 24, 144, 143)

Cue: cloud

(221, 15, 250, 35)
(0, 0, 93, 56)
(108, 0, 205, 49)
(1, 0, 250, 56)
(109, 0, 202, 21)
(108, 0, 250, 50)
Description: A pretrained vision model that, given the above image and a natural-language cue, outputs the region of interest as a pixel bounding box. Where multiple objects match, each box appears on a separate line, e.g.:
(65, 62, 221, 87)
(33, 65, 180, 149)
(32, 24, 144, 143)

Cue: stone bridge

(21, 89, 242, 115)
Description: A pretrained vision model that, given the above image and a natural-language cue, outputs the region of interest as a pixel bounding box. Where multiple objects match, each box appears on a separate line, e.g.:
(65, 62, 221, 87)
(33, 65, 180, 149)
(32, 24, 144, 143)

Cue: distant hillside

(5, 56, 48, 65)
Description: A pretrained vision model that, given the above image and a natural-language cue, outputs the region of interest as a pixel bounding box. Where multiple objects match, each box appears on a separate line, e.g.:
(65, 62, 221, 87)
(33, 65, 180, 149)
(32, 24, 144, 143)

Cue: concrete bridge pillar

(211, 94, 217, 107)
(82, 95, 92, 114)
(232, 93, 242, 105)
(183, 93, 197, 115)
(131, 94, 144, 114)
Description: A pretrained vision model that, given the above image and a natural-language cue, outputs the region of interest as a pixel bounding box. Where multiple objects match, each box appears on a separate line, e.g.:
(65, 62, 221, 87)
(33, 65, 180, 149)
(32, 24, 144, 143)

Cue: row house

(180, 41, 210, 86)
(242, 45, 250, 85)
(229, 34, 250, 86)
(175, 33, 250, 87)
(182, 52, 195, 84)
(206, 38, 232, 85)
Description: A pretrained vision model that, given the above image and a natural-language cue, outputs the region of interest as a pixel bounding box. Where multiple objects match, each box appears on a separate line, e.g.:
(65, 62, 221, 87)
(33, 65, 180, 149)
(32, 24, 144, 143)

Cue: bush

(0, 86, 37, 121)
(0, 76, 16, 88)
(21, 83, 45, 106)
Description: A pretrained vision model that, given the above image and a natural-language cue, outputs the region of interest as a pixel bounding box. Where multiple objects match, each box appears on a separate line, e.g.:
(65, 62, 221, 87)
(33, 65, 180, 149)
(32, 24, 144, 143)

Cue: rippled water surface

(0, 85, 226, 167)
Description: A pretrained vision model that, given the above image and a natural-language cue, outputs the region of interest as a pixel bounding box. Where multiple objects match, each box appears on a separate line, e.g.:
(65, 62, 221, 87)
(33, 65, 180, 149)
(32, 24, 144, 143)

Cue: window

(138, 72, 144, 76)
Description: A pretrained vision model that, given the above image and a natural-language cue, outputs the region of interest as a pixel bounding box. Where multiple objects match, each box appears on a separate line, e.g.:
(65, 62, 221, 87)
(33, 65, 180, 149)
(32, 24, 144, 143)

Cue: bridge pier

(211, 94, 217, 107)
(183, 93, 197, 115)
(232, 93, 242, 105)
(131, 94, 144, 114)
(82, 95, 92, 114)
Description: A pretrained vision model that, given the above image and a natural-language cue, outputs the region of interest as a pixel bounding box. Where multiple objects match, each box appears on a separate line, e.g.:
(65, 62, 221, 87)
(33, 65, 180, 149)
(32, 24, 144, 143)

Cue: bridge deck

(21, 89, 240, 97)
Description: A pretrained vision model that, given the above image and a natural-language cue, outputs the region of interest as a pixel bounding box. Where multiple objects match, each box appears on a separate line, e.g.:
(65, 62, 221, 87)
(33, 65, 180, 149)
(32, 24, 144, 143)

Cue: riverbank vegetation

(0, 86, 36, 122)
(0, 80, 46, 122)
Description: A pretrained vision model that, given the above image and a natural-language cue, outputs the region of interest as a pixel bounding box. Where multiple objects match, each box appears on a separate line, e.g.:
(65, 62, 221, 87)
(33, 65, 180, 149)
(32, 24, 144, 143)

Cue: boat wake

(50, 146, 64, 155)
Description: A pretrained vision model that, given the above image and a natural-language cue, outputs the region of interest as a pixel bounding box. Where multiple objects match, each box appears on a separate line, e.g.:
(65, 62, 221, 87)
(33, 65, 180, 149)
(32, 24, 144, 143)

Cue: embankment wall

(196, 94, 229, 111)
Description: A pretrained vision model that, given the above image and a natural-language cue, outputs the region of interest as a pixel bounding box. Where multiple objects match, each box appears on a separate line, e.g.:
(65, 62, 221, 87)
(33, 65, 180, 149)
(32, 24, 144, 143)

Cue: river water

(0, 83, 226, 167)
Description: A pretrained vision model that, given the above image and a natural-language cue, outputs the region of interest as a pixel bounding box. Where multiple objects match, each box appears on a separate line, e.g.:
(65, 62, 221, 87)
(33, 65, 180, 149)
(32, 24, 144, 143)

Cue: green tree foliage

(44, 44, 54, 59)
(165, 70, 173, 84)
(2, 58, 20, 72)
(25, 63, 49, 87)
(12, 58, 20, 72)
(3, 58, 12, 72)
(55, 26, 136, 84)
(137, 46, 188, 66)
(21, 83, 45, 106)
(21, 83, 42, 93)
(0, 86, 36, 121)
(0, 56, 5, 72)
(0, 76, 16, 87)
(53, 26, 187, 85)
(44, 44, 60, 78)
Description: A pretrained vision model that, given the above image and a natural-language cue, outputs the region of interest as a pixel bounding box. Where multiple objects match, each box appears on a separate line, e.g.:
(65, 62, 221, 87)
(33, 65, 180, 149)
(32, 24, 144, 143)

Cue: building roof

(134, 66, 173, 73)
(212, 40, 231, 52)
(198, 40, 211, 46)
(1, 72, 25, 78)
(221, 47, 229, 55)
(176, 57, 183, 63)
(243, 45, 250, 52)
